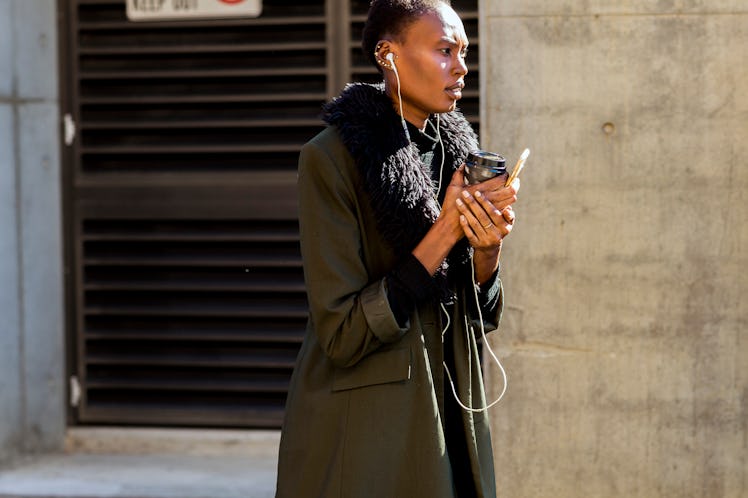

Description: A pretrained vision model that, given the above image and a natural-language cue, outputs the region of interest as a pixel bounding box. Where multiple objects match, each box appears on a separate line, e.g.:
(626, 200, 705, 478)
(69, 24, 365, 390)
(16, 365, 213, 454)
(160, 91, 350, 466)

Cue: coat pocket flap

(332, 347, 411, 392)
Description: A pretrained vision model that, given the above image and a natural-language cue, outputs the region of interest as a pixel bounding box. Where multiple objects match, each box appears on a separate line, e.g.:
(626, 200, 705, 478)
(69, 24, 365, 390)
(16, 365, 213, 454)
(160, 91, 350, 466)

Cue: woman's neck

(384, 83, 428, 130)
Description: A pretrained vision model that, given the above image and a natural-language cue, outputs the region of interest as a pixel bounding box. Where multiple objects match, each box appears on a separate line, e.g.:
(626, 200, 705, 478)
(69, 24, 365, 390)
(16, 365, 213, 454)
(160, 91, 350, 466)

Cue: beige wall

(479, 1, 747, 496)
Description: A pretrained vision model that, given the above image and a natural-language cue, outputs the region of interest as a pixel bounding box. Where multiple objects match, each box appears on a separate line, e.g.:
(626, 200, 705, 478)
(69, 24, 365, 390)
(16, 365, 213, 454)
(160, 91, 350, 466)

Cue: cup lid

(467, 150, 506, 169)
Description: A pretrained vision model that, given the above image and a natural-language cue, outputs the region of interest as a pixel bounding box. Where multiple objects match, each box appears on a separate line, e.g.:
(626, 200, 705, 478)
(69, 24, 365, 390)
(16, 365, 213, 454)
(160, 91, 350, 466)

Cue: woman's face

(385, 4, 469, 127)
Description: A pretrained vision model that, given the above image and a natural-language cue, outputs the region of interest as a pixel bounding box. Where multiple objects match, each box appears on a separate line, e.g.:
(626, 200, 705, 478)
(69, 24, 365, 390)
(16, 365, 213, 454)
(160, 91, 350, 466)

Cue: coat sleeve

(477, 270, 504, 333)
(297, 139, 408, 368)
(463, 267, 504, 334)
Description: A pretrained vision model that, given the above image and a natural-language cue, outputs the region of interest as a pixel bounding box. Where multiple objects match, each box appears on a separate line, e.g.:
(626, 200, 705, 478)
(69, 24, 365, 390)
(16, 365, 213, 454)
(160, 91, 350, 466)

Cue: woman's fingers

(458, 190, 494, 231)
(456, 191, 511, 248)
(459, 214, 480, 245)
(480, 174, 520, 194)
(501, 205, 515, 225)
(474, 191, 502, 224)
(449, 164, 467, 186)
(476, 191, 513, 239)
(471, 177, 519, 211)
(453, 170, 521, 249)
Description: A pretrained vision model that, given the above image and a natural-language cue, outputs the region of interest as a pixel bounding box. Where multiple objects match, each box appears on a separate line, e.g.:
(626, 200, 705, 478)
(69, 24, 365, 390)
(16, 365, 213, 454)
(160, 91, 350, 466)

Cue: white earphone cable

(435, 114, 445, 200)
(441, 250, 508, 413)
(389, 55, 411, 143)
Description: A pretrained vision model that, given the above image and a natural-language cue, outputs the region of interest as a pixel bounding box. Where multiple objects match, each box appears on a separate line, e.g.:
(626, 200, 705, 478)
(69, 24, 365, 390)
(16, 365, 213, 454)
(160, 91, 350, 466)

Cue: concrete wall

(480, 1, 747, 496)
(0, 0, 65, 464)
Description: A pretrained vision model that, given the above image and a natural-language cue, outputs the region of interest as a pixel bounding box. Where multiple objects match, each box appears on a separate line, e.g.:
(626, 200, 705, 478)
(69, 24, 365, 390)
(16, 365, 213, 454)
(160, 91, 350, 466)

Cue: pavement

(0, 428, 280, 498)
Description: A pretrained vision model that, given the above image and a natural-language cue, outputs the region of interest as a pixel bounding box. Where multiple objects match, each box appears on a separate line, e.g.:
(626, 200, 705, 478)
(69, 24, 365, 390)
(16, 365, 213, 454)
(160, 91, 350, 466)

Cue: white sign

(127, 0, 262, 21)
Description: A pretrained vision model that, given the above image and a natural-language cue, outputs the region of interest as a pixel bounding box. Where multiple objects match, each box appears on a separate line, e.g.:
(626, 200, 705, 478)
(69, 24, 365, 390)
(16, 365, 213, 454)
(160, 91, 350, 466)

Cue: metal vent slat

(80, 93, 327, 104)
(85, 325, 304, 343)
(81, 119, 323, 129)
(80, 42, 328, 55)
(85, 347, 298, 369)
(80, 144, 306, 154)
(85, 377, 291, 393)
(80, 69, 327, 79)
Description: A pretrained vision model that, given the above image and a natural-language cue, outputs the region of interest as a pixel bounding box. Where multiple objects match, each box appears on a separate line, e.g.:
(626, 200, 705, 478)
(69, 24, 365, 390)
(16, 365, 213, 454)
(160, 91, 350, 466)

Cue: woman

(275, 1, 519, 497)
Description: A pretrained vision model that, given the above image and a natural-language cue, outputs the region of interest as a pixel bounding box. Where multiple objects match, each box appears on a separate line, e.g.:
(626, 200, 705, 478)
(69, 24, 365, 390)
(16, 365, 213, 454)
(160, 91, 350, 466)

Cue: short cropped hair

(362, 0, 450, 73)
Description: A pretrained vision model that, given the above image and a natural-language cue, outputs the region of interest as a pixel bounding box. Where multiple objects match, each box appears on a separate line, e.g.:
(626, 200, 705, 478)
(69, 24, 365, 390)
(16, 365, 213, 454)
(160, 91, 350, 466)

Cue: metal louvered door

(62, 0, 479, 428)
(62, 0, 328, 428)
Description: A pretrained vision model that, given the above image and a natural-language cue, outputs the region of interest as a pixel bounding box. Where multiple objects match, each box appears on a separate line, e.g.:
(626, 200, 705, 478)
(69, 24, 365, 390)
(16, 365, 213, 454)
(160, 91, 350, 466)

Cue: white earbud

(375, 49, 409, 142)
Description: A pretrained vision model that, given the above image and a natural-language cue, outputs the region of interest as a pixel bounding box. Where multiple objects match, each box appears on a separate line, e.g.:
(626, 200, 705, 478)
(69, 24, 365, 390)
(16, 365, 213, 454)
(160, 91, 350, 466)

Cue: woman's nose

(455, 55, 468, 76)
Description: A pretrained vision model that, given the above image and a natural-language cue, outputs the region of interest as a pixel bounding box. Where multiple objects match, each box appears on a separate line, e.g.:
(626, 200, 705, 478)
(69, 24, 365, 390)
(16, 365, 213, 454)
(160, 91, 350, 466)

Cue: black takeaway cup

(464, 150, 506, 185)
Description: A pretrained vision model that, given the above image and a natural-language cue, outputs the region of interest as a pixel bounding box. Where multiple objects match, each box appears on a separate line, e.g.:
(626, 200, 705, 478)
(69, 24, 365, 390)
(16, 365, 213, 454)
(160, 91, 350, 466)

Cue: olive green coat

(276, 84, 502, 498)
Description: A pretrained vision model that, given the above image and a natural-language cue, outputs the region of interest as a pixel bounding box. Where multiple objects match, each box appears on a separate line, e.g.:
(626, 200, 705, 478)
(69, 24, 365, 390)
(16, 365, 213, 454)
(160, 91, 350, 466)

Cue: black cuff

(477, 266, 501, 313)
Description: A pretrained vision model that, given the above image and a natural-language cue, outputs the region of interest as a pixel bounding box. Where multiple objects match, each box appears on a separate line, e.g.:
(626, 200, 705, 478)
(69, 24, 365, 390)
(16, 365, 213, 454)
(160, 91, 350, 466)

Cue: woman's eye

(441, 47, 469, 58)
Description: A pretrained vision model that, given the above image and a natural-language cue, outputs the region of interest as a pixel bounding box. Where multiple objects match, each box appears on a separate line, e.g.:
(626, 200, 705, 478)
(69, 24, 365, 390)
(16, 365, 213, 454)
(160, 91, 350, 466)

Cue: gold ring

(482, 222, 493, 229)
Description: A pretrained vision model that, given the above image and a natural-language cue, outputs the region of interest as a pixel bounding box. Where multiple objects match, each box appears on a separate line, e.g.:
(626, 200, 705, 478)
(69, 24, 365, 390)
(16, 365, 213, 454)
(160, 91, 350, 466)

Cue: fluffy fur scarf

(322, 82, 479, 290)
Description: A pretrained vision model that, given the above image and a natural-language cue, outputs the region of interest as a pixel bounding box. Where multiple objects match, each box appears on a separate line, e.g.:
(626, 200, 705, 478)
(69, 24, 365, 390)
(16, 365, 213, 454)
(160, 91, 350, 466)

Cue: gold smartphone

(505, 148, 530, 187)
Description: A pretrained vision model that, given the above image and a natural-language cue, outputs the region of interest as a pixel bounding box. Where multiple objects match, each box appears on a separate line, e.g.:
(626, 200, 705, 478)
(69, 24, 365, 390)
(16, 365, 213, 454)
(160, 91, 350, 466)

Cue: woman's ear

(374, 40, 396, 70)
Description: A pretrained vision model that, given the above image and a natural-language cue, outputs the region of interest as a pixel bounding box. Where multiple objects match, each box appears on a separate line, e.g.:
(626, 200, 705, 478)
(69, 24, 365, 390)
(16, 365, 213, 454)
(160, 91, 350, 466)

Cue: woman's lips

(446, 82, 464, 99)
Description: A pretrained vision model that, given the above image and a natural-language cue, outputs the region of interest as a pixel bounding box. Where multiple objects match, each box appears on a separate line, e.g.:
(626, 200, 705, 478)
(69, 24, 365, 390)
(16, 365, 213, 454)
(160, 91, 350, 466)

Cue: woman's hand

(436, 165, 472, 240)
(464, 173, 518, 213)
(456, 177, 520, 283)
(412, 169, 519, 280)
(436, 168, 519, 243)
(411, 166, 472, 275)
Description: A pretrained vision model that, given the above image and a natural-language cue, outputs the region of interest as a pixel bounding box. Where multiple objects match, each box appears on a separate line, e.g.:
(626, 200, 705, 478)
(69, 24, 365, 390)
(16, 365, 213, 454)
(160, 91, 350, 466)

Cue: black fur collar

(322, 83, 479, 271)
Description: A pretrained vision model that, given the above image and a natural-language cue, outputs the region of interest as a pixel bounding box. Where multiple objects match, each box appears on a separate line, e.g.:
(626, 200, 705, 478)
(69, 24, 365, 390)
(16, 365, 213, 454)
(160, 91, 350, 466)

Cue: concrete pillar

(481, 1, 747, 496)
(0, 0, 64, 464)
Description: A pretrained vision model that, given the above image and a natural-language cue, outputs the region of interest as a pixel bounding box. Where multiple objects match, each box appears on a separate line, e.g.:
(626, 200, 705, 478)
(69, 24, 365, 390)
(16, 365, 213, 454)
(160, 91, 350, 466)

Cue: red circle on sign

(219, 0, 244, 4)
